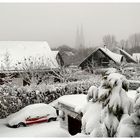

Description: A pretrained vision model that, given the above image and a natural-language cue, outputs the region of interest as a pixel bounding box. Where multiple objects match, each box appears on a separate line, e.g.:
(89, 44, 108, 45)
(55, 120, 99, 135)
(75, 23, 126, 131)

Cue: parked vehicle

(7, 103, 57, 128)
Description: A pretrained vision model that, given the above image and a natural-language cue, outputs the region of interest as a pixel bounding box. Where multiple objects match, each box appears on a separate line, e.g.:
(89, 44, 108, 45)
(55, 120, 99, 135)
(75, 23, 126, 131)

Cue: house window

(100, 58, 109, 66)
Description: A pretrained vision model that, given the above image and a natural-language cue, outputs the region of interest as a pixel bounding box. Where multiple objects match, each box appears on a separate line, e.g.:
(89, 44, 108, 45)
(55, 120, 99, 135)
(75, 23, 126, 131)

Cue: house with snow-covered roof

(78, 47, 125, 71)
(0, 41, 59, 86)
(0, 41, 59, 70)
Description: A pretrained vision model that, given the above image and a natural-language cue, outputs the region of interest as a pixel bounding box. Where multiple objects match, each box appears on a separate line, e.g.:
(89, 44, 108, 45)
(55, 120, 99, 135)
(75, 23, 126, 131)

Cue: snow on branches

(82, 69, 133, 137)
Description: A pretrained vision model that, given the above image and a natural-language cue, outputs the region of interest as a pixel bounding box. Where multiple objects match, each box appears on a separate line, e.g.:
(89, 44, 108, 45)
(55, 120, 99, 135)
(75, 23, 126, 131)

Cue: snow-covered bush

(116, 90, 140, 137)
(86, 86, 98, 102)
(82, 70, 133, 137)
(0, 75, 101, 118)
(0, 96, 22, 118)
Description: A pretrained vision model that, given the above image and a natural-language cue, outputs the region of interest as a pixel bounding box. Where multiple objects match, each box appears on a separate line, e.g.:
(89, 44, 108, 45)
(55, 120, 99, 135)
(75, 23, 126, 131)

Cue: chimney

(104, 44, 107, 50)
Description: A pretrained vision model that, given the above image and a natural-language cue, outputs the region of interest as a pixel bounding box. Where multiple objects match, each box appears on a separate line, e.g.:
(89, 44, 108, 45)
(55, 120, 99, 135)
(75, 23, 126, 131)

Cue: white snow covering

(105, 68, 117, 75)
(0, 41, 59, 70)
(81, 71, 137, 137)
(0, 119, 70, 137)
(128, 79, 140, 84)
(116, 113, 140, 137)
(57, 94, 87, 113)
(7, 103, 57, 126)
(133, 53, 140, 63)
(100, 47, 123, 64)
(119, 49, 136, 63)
(116, 91, 140, 137)
(87, 85, 98, 102)
(127, 90, 137, 100)
(52, 50, 59, 59)
(81, 102, 102, 134)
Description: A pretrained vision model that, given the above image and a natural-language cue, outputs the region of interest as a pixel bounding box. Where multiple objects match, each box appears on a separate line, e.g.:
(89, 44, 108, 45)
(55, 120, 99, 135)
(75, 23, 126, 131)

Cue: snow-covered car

(6, 103, 57, 128)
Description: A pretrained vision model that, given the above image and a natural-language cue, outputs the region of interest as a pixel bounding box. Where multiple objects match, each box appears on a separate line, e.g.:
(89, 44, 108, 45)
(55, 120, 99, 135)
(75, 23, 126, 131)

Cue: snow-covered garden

(0, 67, 140, 137)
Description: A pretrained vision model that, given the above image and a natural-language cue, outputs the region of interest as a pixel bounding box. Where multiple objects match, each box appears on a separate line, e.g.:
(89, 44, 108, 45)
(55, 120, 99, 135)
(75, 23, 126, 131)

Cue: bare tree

(14, 56, 55, 85)
(0, 51, 14, 84)
(102, 34, 118, 50)
(128, 33, 140, 48)
(14, 56, 76, 85)
(1, 51, 11, 71)
(119, 40, 128, 50)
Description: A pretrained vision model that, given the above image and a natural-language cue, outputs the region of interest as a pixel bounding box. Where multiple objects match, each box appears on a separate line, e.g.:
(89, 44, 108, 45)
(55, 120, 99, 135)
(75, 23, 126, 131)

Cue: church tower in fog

(75, 25, 85, 49)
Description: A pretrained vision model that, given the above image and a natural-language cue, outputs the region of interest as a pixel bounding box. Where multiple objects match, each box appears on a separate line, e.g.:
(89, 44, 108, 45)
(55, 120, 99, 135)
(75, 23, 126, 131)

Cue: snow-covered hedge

(0, 75, 101, 118)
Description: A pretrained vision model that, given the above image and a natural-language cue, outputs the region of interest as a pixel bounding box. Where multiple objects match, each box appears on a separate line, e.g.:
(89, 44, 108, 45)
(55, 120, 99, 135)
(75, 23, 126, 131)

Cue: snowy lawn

(0, 119, 70, 137)
(127, 90, 137, 99)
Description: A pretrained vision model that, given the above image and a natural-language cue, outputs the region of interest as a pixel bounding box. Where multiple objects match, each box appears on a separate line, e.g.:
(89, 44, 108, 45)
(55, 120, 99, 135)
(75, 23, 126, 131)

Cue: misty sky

(0, 3, 140, 48)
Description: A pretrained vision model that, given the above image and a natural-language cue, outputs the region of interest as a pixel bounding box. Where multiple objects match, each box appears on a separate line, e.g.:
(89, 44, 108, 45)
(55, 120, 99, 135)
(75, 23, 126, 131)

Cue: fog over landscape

(0, 3, 140, 48)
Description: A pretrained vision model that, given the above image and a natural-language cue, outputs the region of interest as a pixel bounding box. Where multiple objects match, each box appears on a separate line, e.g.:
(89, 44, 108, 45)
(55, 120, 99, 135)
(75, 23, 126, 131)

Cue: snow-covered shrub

(0, 96, 22, 118)
(0, 75, 101, 118)
(81, 71, 133, 137)
(116, 90, 140, 137)
(129, 80, 140, 90)
(81, 102, 102, 135)
(86, 86, 98, 102)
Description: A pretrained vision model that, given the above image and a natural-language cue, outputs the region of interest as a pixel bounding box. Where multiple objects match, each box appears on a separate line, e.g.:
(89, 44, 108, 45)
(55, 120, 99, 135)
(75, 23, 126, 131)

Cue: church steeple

(75, 25, 85, 49)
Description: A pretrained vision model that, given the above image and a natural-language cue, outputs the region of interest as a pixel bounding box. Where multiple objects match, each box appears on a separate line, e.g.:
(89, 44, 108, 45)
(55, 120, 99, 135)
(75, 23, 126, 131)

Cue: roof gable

(118, 48, 137, 63)
(100, 47, 123, 64)
(79, 47, 123, 67)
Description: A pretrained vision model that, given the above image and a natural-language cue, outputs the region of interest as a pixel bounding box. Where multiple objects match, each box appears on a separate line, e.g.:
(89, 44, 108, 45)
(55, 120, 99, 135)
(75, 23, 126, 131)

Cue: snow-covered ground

(0, 90, 137, 137)
(127, 90, 137, 99)
(0, 119, 70, 137)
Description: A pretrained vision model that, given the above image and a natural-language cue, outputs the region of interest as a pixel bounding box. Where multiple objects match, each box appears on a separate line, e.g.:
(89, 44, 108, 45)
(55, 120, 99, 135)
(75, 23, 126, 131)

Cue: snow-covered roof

(52, 51, 59, 59)
(133, 53, 140, 62)
(0, 41, 59, 70)
(79, 47, 123, 68)
(100, 47, 123, 64)
(118, 48, 137, 63)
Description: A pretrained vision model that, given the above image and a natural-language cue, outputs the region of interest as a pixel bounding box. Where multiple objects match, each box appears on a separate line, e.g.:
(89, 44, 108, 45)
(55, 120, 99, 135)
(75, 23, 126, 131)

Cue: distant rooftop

(0, 41, 59, 70)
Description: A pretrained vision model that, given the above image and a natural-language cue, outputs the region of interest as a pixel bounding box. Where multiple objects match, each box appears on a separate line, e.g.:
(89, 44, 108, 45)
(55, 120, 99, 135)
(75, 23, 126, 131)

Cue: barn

(79, 47, 125, 70)
(0, 41, 59, 86)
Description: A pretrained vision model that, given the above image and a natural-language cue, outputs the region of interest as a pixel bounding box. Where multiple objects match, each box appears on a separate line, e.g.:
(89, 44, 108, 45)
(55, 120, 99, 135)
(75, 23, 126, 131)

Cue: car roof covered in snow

(7, 103, 57, 126)
(0, 41, 59, 71)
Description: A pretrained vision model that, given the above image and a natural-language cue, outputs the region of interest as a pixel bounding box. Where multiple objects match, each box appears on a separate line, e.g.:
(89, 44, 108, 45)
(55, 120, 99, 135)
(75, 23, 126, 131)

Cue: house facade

(79, 47, 125, 70)
(0, 41, 59, 86)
